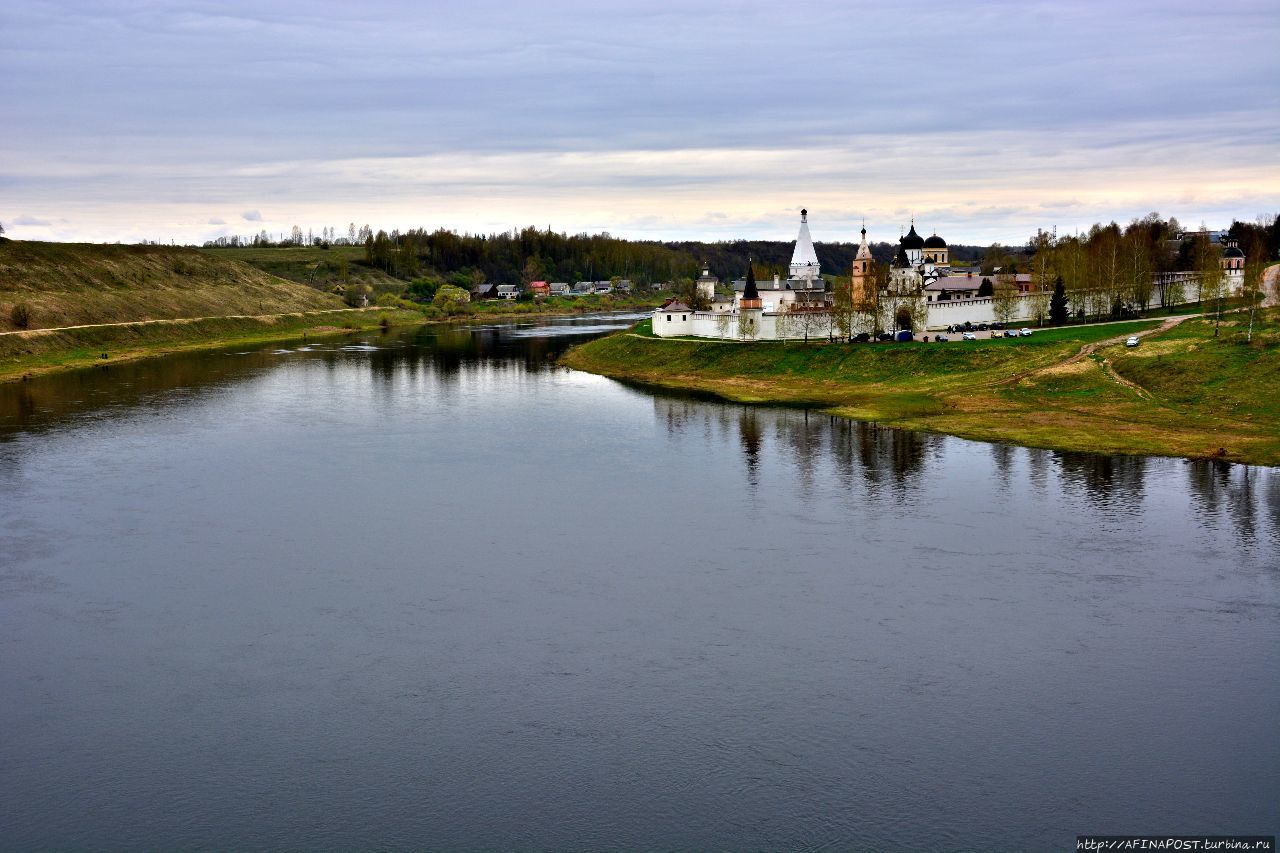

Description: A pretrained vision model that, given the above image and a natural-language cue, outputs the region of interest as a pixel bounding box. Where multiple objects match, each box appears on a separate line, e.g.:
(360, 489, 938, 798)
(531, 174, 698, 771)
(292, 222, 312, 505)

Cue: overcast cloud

(2, 0, 1277, 244)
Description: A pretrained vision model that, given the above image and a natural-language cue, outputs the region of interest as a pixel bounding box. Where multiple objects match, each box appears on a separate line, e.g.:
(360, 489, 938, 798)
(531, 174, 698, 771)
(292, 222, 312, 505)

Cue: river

(1, 315, 1277, 851)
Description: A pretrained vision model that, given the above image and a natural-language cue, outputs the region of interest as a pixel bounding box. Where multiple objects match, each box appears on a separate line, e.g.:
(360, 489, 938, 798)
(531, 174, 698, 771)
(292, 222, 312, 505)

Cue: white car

(962, 332, 977, 341)
(1125, 336, 1140, 347)
(1020, 328, 1033, 336)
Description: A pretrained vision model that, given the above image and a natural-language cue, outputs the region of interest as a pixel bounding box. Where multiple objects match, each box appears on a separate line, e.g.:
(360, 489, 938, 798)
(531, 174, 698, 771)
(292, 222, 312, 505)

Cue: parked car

(1020, 328, 1033, 336)
(991, 322, 1005, 330)
(962, 332, 977, 341)
(854, 332, 871, 343)
(935, 334, 949, 342)
(877, 332, 894, 342)
(978, 323, 989, 331)
(1125, 336, 1140, 347)
(1003, 329, 1018, 338)
(894, 329, 914, 342)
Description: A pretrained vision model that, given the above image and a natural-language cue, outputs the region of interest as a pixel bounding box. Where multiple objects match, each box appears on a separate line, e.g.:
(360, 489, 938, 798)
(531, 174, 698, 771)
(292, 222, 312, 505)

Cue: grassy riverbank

(562, 311, 1280, 465)
(0, 308, 421, 382)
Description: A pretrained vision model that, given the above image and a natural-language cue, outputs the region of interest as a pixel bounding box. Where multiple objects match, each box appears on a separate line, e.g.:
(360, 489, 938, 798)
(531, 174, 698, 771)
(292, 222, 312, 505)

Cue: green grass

(1108, 314, 1280, 423)
(564, 310, 1280, 464)
(0, 308, 419, 382)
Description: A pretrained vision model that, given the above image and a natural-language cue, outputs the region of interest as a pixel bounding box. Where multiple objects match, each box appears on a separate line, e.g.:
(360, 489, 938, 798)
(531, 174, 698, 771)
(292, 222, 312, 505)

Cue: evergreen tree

(1049, 276, 1069, 325)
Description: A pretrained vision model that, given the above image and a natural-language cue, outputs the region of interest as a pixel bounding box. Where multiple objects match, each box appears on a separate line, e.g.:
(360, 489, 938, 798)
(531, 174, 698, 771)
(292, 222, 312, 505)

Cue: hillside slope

(1, 240, 342, 331)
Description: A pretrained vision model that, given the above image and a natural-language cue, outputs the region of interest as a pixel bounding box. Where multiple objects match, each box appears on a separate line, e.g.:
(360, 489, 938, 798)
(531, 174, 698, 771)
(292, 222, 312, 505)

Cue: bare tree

(1195, 237, 1225, 334)
(774, 303, 800, 341)
(796, 307, 828, 343)
(1243, 244, 1268, 343)
(992, 270, 1019, 325)
(1028, 231, 1055, 325)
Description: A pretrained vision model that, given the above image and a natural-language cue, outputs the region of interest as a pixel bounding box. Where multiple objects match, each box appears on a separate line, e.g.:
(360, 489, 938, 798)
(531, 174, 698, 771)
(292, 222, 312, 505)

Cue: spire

(789, 208, 820, 280)
(744, 260, 759, 300)
(856, 221, 872, 260)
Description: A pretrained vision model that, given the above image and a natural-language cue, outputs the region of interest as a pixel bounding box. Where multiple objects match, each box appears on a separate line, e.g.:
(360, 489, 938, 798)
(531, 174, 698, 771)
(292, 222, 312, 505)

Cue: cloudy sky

(2, 0, 1277, 246)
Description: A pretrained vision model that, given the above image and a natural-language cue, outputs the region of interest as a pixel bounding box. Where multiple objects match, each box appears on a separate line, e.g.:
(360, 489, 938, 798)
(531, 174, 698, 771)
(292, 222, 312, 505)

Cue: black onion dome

(901, 223, 924, 250)
(1223, 245, 1245, 259)
(892, 246, 911, 268)
(923, 233, 947, 249)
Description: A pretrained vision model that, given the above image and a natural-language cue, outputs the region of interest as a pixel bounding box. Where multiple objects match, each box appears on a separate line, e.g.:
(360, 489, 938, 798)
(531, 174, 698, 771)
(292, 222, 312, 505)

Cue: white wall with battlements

(654, 282, 1200, 340)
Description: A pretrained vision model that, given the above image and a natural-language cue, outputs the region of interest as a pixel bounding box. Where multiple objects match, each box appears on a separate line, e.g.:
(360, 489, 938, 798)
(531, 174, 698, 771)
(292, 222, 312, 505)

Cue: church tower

(789, 209, 821, 283)
(850, 223, 875, 310)
(738, 260, 763, 339)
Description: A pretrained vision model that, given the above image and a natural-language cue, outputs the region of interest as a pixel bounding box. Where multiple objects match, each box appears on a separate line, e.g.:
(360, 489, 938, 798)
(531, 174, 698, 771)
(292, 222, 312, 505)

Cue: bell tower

(851, 222, 874, 310)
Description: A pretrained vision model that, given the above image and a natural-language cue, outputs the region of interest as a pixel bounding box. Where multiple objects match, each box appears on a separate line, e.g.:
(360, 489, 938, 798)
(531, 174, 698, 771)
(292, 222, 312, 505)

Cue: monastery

(654, 210, 1238, 340)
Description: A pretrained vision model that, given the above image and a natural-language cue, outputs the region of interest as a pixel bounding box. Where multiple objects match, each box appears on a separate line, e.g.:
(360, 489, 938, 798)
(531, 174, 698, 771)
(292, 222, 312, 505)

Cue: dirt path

(1264, 263, 1280, 307)
(998, 314, 1192, 393)
(0, 307, 380, 337)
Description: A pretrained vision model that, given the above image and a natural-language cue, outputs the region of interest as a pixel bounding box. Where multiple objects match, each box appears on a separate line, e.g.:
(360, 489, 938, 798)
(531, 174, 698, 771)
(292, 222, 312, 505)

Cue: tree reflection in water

(651, 395, 1278, 553)
(1188, 459, 1280, 549)
(654, 397, 929, 501)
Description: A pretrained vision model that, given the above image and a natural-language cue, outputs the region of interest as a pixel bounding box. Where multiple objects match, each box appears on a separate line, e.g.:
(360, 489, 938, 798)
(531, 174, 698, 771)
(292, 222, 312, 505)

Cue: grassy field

(563, 310, 1280, 465)
(1, 240, 342, 331)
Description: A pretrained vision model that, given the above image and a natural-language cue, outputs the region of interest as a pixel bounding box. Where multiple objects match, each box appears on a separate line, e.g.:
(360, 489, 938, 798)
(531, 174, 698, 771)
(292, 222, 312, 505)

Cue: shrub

(10, 302, 32, 329)
(343, 283, 372, 307)
(432, 284, 471, 313)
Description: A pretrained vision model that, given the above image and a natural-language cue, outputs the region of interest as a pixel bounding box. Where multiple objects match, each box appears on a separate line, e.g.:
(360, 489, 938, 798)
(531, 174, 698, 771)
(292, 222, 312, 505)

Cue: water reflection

(1053, 451, 1148, 519)
(650, 396, 1278, 552)
(0, 314, 638, 437)
(1188, 460, 1280, 548)
(3, 314, 1277, 555)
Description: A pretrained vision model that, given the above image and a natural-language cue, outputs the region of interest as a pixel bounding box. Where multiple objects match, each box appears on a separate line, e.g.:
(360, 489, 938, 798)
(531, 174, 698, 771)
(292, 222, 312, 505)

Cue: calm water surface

(1, 314, 1277, 851)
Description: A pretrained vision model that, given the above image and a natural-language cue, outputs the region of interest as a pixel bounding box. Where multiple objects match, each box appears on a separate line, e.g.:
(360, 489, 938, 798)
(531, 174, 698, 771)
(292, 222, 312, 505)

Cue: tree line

(203, 224, 988, 290)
